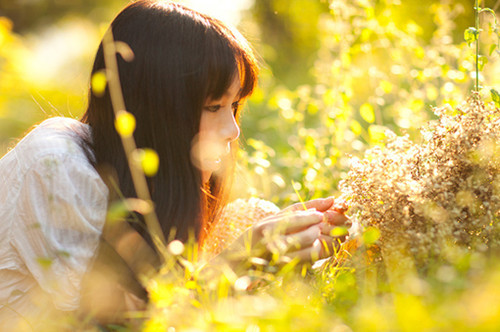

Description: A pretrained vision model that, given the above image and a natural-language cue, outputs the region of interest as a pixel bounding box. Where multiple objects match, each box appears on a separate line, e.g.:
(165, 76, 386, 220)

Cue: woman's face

(193, 77, 241, 184)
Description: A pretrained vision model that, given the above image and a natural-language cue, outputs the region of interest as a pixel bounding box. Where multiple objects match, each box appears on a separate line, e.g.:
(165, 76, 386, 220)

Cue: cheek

(198, 114, 223, 151)
(198, 134, 225, 159)
(198, 117, 217, 149)
(198, 111, 211, 134)
(191, 115, 225, 172)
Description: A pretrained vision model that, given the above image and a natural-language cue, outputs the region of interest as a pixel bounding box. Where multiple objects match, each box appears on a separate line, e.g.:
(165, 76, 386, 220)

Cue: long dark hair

(81, 0, 258, 245)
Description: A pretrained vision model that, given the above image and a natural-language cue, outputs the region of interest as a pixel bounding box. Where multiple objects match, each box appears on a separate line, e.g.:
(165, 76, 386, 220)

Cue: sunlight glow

(178, 0, 253, 26)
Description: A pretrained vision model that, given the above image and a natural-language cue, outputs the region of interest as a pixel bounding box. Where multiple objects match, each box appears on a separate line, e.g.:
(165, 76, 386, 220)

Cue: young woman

(0, 0, 348, 328)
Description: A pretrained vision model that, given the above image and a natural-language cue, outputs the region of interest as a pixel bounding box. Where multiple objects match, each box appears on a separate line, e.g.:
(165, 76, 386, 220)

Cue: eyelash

(232, 101, 241, 114)
(204, 101, 241, 114)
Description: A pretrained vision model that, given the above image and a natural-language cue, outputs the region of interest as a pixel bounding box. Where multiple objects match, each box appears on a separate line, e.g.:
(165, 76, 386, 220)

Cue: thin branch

(476, 0, 480, 92)
(101, 29, 167, 258)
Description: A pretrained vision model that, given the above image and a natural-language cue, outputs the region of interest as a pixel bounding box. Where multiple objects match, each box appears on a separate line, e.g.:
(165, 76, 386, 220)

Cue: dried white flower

(339, 94, 500, 268)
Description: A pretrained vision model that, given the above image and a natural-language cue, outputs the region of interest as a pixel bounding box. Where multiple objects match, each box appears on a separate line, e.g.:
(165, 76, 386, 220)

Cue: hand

(216, 197, 350, 267)
(280, 197, 350, 260)
(250, 208, 324, 263)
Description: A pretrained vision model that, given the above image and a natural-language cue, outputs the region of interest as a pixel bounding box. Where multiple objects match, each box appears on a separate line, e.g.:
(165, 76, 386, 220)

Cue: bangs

(237, 49, 258, 100)
(204, 19, 258, 101)
(205, 45, 239, 100)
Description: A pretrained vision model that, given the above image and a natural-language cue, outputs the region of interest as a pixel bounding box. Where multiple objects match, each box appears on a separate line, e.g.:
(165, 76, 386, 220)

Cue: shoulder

(22, 117, 106, 196)
(4, 117, 93, 173)
(0, 117, 106, 209)
(19, 117, 90, 160)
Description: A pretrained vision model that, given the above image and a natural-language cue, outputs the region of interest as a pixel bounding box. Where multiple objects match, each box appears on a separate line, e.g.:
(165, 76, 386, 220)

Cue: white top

(0, 117, 108, 328)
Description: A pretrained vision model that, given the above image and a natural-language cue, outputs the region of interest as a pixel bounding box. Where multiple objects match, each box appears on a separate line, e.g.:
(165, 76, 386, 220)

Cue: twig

(101, 29, 167, 258)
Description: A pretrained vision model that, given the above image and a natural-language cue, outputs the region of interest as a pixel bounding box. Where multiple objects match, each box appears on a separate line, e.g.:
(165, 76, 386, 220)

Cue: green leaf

(350, 120, 363, 136)
(491, 89, 500, 108)
(91, 71, 107, 97)
(478, 55, 488, 71)
(360, 103, 375, 123)
(36, 257, 53, 269)
(464, 27, 479, 47)
(106, 200, 129, 223)
(137, 148, 160, 177)
(114, 111, 136, 137)
(330, 226, 349, 237)
(489, 44, 497, 56)
(380, 80, 393, 94)
(362, 227, 380, 245)
(57, 250, 71, 258)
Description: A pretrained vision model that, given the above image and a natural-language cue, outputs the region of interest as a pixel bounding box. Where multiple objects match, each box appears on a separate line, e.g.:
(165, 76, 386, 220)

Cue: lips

(191, 135, 231, 173)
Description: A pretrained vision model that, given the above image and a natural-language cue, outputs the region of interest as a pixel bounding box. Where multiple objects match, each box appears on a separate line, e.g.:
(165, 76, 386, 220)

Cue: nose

(222, 109, 240, 143)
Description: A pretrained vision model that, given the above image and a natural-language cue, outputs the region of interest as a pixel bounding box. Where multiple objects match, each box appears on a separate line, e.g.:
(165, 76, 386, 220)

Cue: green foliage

(465, 27, 479, 46)
(491, 88, 500, 107)
(361, 227, 380, 246)
(2, 0, 500, 331)
(91, 70, 107, 97)
(251, 0, 330, 87)
(0, 15, 103, 153)
(239, 0, 479, 206)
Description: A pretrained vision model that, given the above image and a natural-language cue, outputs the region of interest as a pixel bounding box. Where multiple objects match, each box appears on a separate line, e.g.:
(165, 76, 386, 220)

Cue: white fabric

(0, 117, 108, 328)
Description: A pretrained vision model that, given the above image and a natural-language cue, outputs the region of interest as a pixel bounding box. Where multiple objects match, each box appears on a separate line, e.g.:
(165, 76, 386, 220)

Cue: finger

(285, 240, 322, 262)
(281, 197, 334, 213)
(276, 225, 320, 252)
(322, 210, 350, 227)
(259, 210, 323, 236)
(332, 199, 349, 213)
(123, 291, 147, 311)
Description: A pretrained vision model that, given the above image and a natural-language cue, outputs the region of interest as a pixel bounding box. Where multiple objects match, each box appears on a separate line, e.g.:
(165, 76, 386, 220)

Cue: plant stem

(102, 30, 167, 258)
(476, 0, 480, 92)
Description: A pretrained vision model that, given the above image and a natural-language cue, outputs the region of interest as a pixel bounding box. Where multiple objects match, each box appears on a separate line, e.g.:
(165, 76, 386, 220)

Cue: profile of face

(191, 77, 241, 183)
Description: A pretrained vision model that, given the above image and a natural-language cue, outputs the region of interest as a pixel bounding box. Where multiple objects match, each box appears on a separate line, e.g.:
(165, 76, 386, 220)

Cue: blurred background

(1, 0, 498, 205)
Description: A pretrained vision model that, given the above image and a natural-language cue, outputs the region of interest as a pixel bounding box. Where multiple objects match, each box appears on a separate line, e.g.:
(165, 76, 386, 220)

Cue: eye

(203, 104, 221, 113)
(231, 101, 241, 114)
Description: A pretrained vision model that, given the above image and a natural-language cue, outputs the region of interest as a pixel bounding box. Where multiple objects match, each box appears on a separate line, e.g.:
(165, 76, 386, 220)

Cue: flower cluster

(339, 94, 500, 268)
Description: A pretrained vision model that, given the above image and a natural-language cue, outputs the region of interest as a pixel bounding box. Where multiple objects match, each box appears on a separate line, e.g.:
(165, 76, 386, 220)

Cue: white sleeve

(10, 153, 108, 311)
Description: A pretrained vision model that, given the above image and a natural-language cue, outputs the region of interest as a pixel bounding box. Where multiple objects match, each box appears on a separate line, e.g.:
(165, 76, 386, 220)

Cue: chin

(202, 171, 213, 184)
